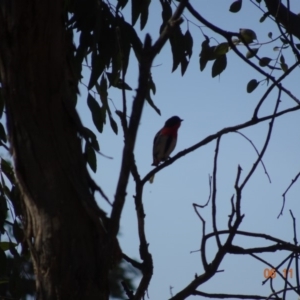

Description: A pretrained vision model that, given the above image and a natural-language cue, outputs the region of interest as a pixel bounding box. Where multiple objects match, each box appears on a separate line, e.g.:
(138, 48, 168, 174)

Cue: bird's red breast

(160, 124, 181, 137)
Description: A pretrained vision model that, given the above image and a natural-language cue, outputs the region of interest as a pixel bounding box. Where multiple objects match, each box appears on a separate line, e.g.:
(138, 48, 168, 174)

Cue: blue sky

(77, 1, 300, 298)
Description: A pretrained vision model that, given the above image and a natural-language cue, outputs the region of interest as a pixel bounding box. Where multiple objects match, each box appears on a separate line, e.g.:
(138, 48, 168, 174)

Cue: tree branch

(239, 89, 281, 190)
(264, 0, 300, 40)
(185, 2, 300, 111)
(212, 137, 221, 248)
(192, 290, 278, 299)
(278, 172, 300, 218)
(110, 0, 189, 238)
(234, 131, 271, 183)
(142, 104, 300, 184)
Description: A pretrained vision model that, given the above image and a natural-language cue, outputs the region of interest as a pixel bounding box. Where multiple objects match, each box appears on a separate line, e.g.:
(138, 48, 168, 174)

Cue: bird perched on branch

(152, 116, 183, 167)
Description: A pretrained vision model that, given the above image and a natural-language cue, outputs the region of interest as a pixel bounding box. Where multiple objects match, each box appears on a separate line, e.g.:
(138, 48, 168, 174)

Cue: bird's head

(164, 116, 183, 128)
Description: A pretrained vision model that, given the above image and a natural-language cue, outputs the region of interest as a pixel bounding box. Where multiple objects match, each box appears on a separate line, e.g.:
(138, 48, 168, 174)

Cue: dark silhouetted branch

(278, 172, 300, 218)
(142, 104, 300, 184)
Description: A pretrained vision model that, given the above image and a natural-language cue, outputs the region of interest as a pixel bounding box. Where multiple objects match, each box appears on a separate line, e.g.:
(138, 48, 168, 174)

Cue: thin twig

(116, 27, 128, 132)
(121, 281, 134, 300)
(234, 131, 271, 183)
(185, 2, 300, 109)
(283, 252, 294, 300)
(266, 286, 298, 300)
(239, 89, 281, 190)
(194, 175, 212, 208)
(122, 253, 143, 270)
(193, 203, 208, 270)
(290, 210, 298, 245)
(278, 172, 300, 218)
(212, 137, 221, 248)
(289, 210, 300, 294)
(251, 252, 295, 291)
(204, 229, 298, 248)
(234, 165, 242, 219)
(228, 195, 235, 229)
(193, 290, 278, 299)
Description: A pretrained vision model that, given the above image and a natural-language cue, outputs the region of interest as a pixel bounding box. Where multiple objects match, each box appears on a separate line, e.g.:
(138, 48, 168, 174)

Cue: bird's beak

(180, 119, 183, 122)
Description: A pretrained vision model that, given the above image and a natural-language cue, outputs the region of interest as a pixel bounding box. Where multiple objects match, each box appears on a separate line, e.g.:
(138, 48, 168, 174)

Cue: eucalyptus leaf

(280, 63, 288, 72)
(82, 127, 100, 151)
(184, 30, 193, 58)
(259, 57, 272, 67)
(85, 143, 97, 172)
(0, 123, 7, 143)
(88, 52, 105, 90)
(109, 115, 118, 135)
(214, 43, 229, 56)
(239, 28, 257, 44)
(13, 220, 24, 243)
(246, 48, 258, 59)
(145, 92, 161, 116)
(0, 241, 17, 251)
(247, 79, 259, 93)
(229, 0, 242, 13)
(260, 14, 267, 23)
(212, 55, 227, 78)
(87, 93, 103, 133)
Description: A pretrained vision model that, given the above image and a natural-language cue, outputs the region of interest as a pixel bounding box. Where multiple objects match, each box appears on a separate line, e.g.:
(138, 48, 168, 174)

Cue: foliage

(0, 0, 300, 299)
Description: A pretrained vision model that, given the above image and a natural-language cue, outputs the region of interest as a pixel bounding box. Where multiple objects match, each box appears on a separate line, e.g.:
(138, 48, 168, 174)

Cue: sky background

(76, 1, 300, 299)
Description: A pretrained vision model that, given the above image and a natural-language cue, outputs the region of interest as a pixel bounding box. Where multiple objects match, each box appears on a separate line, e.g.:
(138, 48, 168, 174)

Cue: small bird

(152, 116, 183, 166)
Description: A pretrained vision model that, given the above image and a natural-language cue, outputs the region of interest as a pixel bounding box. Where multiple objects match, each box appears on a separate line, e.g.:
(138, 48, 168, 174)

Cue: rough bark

(0, 1, 113, 299)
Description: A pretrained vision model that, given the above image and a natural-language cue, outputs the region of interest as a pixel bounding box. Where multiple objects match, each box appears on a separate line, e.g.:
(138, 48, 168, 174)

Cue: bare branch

(229, 244, 300, 255)
(122, 253, 143, 270)
(205, 230, 299, 249)
(142, 104, 300, 184)
(234, 165, 242, 219)
(266, 286, 299, 300)
(290, 210, 298, 245)
(132, 183, 153, 300)
(234, 131, 271, 183)
(250, 252, 295, 292)
(228, 195, 235, 228)
(170, 204, 245, 299)
(212, 137, 221, 248)
(283, 253, 294, 300)
(278, 172, 300, 218)
(194, 175, 212, 208)
(289, 210, 300, 294)
(192, 290, 278, 299)
(239, 89, 281, 190)
(193, 203, 208, 270)
(252, 60, 299, 119)
(121, 281, 134, 300)
(116, 26, 128, 132)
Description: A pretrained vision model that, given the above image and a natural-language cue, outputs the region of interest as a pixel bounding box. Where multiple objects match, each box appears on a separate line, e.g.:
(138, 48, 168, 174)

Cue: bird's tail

(149, 174, 155, 184)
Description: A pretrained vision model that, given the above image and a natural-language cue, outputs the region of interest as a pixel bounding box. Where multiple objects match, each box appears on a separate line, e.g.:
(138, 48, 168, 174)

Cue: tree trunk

(0, 1, 112, 299)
